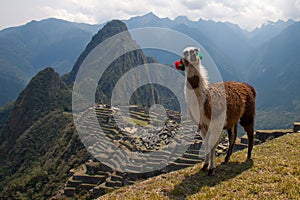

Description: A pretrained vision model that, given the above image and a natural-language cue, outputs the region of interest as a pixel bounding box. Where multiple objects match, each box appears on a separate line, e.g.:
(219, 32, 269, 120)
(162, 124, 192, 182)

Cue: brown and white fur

(183, 47, 256, 175)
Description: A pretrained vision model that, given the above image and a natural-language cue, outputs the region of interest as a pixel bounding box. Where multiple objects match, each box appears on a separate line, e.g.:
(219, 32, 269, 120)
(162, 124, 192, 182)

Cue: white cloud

(0, 0, 46, 29)
(0, 0, 300, 31)
(178, 0, 210, 10)
(41, 6, 97, 24)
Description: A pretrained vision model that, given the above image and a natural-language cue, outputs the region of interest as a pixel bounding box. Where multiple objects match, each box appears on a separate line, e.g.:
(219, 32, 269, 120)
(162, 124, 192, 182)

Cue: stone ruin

(63, 104, 299, 198)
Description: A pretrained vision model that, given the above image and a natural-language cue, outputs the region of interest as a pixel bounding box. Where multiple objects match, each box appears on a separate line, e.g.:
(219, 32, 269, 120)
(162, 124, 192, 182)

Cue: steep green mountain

(0, 20, 180, 198)
(1, 13, 296, 109)
(0, 18, 99, 106)
(63, 20, 129, 84)
(0, 67, 89, 199)
(0, 13, 299, 199)
(0, 101, 14, 135)
(4, 67, 70, 144)
(1, 13, 299, 128)
(64, 20, 179, 110)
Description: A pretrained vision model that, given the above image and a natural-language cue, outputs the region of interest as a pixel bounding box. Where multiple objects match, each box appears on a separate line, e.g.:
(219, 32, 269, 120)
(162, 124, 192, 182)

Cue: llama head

(182, 47, 208, 89)
(182, 47, 202, 78)
(182, 47, 201, 67)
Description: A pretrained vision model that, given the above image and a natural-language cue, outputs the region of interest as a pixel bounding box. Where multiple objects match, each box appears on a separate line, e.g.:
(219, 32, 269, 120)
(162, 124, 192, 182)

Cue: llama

(182, 47, 256, 175)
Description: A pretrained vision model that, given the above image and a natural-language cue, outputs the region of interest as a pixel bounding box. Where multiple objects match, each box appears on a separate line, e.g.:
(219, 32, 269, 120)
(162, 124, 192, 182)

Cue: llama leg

(244, 125, 254, 160)
(201, 154, 209, 171)
(208, 146, 216, 176)
(240, 93, 255, 161)
(223, 124, 237, 163)
(207, 132, 219, 176)
(199, 128, 209, 171)
(205, 121, 223, 175)
(201, 135, 209, 171)
(223, 128, 233, 164)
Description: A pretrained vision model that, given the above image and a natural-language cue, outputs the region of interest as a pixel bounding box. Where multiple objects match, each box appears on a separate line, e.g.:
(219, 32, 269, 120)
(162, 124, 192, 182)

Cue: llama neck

(194, 75, 209, 101)
(198, 63, 209, 89)
(186, 63, 209, 99)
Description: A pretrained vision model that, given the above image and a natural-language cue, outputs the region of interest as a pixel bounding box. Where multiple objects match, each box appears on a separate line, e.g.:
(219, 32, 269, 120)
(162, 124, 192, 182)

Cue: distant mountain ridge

(0, 13, 299, 199)
(64, 19, 178, 109)
(249, 19, 295, 47)
(0, 13, 299, 129)
(124, 14, 300, 129)
(0, 19, 178, 199)
(248, 22, 300, 108)
(0, 13, 296, 106)
(0, 18, 100, 106)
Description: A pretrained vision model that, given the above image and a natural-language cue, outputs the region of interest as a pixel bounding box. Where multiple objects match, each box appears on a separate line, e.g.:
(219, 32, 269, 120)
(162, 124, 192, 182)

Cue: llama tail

(244, 83, 256, 98)
(239, 82, 256, 128)
(250, 85, 256, 99)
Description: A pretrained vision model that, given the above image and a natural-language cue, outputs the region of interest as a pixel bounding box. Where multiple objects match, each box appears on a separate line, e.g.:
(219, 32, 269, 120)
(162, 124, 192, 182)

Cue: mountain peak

(144, 12, 157, 17)
(63, 20, 129, 84)
(8, 67, 69, 140)
(91, 19, 128, 42)
(174, 15, 190, 23)
(260, 19, 294, 29)
(140, 12, 160, 20)
(103, 19, 128, 33)
(127, 12, 161, 23)
(95, 19, 128, 41)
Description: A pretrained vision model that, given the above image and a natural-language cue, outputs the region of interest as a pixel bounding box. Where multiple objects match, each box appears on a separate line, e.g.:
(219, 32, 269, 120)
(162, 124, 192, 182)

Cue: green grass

(99, 133, 300, 200)
(122, 116, 152, 127)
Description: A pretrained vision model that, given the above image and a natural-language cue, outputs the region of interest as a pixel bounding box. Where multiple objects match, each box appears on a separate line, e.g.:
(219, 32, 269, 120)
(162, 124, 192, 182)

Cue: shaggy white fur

(183, 47, 225, 175)
(182, 47, 256, 175)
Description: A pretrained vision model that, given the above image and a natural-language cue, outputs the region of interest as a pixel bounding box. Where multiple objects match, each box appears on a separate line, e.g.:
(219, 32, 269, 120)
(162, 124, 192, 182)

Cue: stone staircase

(64, 104, 231, 198)
(63, 104, 298, 198)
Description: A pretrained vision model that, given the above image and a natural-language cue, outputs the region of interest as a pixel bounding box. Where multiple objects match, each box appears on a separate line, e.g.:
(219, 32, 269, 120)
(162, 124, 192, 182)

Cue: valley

(0, 13, 299, 199)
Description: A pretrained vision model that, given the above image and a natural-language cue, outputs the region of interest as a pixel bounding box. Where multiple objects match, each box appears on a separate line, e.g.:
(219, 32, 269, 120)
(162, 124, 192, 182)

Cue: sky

(1, 0, 300, 31)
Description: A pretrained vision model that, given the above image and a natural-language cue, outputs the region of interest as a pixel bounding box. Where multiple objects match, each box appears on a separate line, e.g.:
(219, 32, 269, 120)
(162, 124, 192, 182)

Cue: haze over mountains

(0, 13, 299, 198)
(0, 18, 100, 105)
(0, 12, 299, 127)
(0, 19, 181, 199)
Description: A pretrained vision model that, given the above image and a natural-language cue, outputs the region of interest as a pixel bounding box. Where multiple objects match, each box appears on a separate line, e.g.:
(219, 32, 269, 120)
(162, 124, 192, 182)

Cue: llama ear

(198, 53, 203, 60)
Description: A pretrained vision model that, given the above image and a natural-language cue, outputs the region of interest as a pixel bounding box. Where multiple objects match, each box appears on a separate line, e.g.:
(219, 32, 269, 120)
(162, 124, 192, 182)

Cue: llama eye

(189, 50, 194, 54)
(194, 49, 199, 54)
(184, 51, 189, 57)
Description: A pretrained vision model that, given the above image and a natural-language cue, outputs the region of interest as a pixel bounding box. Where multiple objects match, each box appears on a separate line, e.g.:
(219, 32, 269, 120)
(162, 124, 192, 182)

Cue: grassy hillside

(0, 67, 90, 199)
(100, 133, 300, 200)
(0, 111, 89, 199)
